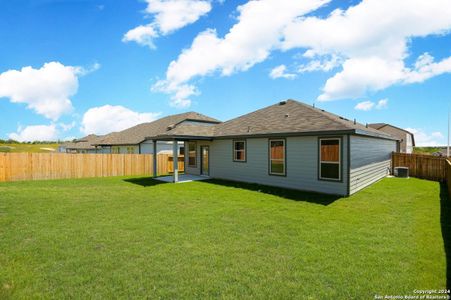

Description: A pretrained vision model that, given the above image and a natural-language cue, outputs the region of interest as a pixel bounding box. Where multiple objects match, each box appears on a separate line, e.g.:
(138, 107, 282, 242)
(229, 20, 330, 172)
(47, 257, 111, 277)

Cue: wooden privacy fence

(0, 153, 185, 183)
(392, 152, 447, 182)
(446, 159, 451, 198)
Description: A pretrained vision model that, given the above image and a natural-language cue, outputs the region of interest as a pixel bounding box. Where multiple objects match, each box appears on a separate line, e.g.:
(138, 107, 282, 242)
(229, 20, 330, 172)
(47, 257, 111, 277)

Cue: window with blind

(269, 139, 285, 175)
(319, 138, 341, 180)
(188, 142, 196, 167)
(233, 140, 246, 162)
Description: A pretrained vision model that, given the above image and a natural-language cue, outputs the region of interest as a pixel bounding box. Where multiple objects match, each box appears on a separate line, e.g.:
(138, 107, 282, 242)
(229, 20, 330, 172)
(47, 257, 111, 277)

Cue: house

(93, 112, 221, 154)
(368, 123, 415, 153)
(432, 148, 450, 157)
(147, 100, 399, 196)
(60, 134, 105, 153)
(60, 112, 221, 154)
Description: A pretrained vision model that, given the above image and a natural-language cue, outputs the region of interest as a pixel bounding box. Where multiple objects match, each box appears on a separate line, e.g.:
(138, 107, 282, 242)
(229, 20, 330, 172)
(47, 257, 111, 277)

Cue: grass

(0, 177, 447, 299)
(0, 143, 59, 153)
(413, 146, 442, 155)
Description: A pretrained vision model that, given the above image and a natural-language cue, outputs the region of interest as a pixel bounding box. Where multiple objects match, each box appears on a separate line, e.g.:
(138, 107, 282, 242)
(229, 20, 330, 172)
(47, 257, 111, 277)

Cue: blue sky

(0, 0, 450, 146)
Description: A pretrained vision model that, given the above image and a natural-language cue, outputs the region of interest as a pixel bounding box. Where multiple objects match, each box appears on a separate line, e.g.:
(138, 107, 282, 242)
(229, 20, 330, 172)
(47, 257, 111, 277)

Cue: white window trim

(269, 139, 286, 176)
(319, 138, 341, 181)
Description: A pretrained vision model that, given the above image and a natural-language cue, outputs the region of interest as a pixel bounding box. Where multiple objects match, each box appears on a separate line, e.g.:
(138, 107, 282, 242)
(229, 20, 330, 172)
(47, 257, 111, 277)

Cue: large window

(269, 139, 285, 176)
(188, 142, 196, 167)
(233, 140, 246, 162)
(319, 138, 341, 181)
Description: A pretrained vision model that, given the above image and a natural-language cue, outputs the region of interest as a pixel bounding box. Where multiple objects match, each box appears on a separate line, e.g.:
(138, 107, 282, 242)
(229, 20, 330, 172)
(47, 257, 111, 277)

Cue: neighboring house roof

(95, 112, 221, 145)
(368, 123, 415, 146)
(62, 134, 104, 150)
(150, 100, 397, 140)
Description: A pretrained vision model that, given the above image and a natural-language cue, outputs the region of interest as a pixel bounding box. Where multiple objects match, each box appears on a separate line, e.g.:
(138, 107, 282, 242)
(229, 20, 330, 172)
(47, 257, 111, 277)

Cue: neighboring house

(432, 148, 450, 157)
(60, 134, 105, 153)
(147, 100, 399, 196)
(368, 123, 415, 153)
(94, 112, 221, 154)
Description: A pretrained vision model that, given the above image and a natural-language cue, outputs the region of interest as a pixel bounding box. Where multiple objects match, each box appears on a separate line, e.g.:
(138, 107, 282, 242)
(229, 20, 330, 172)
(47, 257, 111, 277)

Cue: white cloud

(154, 0, 328, 106)
(154, 0, 451, 106)
(269, 65, 296, 79)
(151, 80, 198, 108)
(80, 105, 161, 135)
(354, 100, 374, 111)
(282, 0, 451, 101)
(405, 128, 445, 146)
(0, 62, 95, 120)
(354, 98, 388, 111)
(404, 53, 451, 83)
(375, 98, 388, 109)
(298, 54, 342, 73)
(8, 124, 58, 142)
(59, 121, 76, 132)
(122, 25, 158, 49)
(123, 0, 212, 48)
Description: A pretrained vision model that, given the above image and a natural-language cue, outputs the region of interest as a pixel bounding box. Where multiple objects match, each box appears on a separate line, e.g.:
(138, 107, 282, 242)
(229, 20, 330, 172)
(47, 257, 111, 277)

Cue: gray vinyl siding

(140, 141, 181, 154)
(349, 135, 396, 194)
(187, 136, 348, 196)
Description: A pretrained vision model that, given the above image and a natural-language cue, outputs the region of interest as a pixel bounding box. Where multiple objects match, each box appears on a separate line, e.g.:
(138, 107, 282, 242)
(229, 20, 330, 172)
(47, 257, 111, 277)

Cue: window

(269, 139, 285, 175)
(112, 146, 120, 154)
(188, 142, 196, 167)
(233, 140, 246, 162)
(126, 146, 135, 154)
(179, 146, 185, 156)
(319, 138, 341, 180)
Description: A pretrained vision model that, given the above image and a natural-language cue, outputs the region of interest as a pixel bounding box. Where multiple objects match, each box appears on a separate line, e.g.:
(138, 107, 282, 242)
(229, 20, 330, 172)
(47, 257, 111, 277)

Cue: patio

(155, 174, 210, 183)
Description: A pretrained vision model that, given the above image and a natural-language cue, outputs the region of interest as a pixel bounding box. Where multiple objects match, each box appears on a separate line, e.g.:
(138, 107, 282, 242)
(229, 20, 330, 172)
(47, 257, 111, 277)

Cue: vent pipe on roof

(354, 119, 356, 125)
(313, 103, 315, 108)
(247, 126, 251, 133)
(366, 123, 368, 128)
(279, 100, 287, 105)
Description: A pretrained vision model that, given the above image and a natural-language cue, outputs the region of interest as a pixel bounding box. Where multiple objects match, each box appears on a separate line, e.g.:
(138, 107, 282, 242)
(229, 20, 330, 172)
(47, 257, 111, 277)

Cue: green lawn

(0, 143, 59, 153)
(0, 177, 448, 299)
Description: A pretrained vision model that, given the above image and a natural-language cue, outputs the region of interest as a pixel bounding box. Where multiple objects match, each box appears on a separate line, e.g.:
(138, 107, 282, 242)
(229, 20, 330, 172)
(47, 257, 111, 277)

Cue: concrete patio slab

(155, 174, 210, 183)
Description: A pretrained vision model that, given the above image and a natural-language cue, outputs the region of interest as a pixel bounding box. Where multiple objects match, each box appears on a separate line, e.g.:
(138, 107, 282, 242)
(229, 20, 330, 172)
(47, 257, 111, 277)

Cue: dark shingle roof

(211, 100, 395, 139)
(96, 112, 220, 145)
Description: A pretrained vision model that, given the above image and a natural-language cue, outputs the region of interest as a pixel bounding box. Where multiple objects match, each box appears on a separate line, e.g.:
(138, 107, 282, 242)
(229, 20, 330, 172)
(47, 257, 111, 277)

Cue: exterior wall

(376, 126, 412, 153)
(140, 141, 184, 154)
(111, 145, 139, 154)
(405, 134, 413, 154)
(186, 136, 349, 196)
(349, 135, 397, 194)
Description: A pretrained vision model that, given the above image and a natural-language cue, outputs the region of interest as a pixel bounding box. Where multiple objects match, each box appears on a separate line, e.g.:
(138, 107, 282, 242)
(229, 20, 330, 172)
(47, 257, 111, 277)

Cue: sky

(0, 0, 450, 146)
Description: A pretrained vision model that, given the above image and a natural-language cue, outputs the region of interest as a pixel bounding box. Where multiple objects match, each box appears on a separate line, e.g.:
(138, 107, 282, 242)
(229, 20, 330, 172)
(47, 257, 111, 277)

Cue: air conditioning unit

(394, 167, 409, 178)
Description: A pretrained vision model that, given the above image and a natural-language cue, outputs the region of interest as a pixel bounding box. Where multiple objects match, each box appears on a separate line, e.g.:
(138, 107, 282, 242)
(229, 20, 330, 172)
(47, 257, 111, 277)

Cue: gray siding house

(60, 112, 220, 154)
(94, 112, 220, 154)
(368, 123, 415, 153)
(147, 100, 398, 196)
